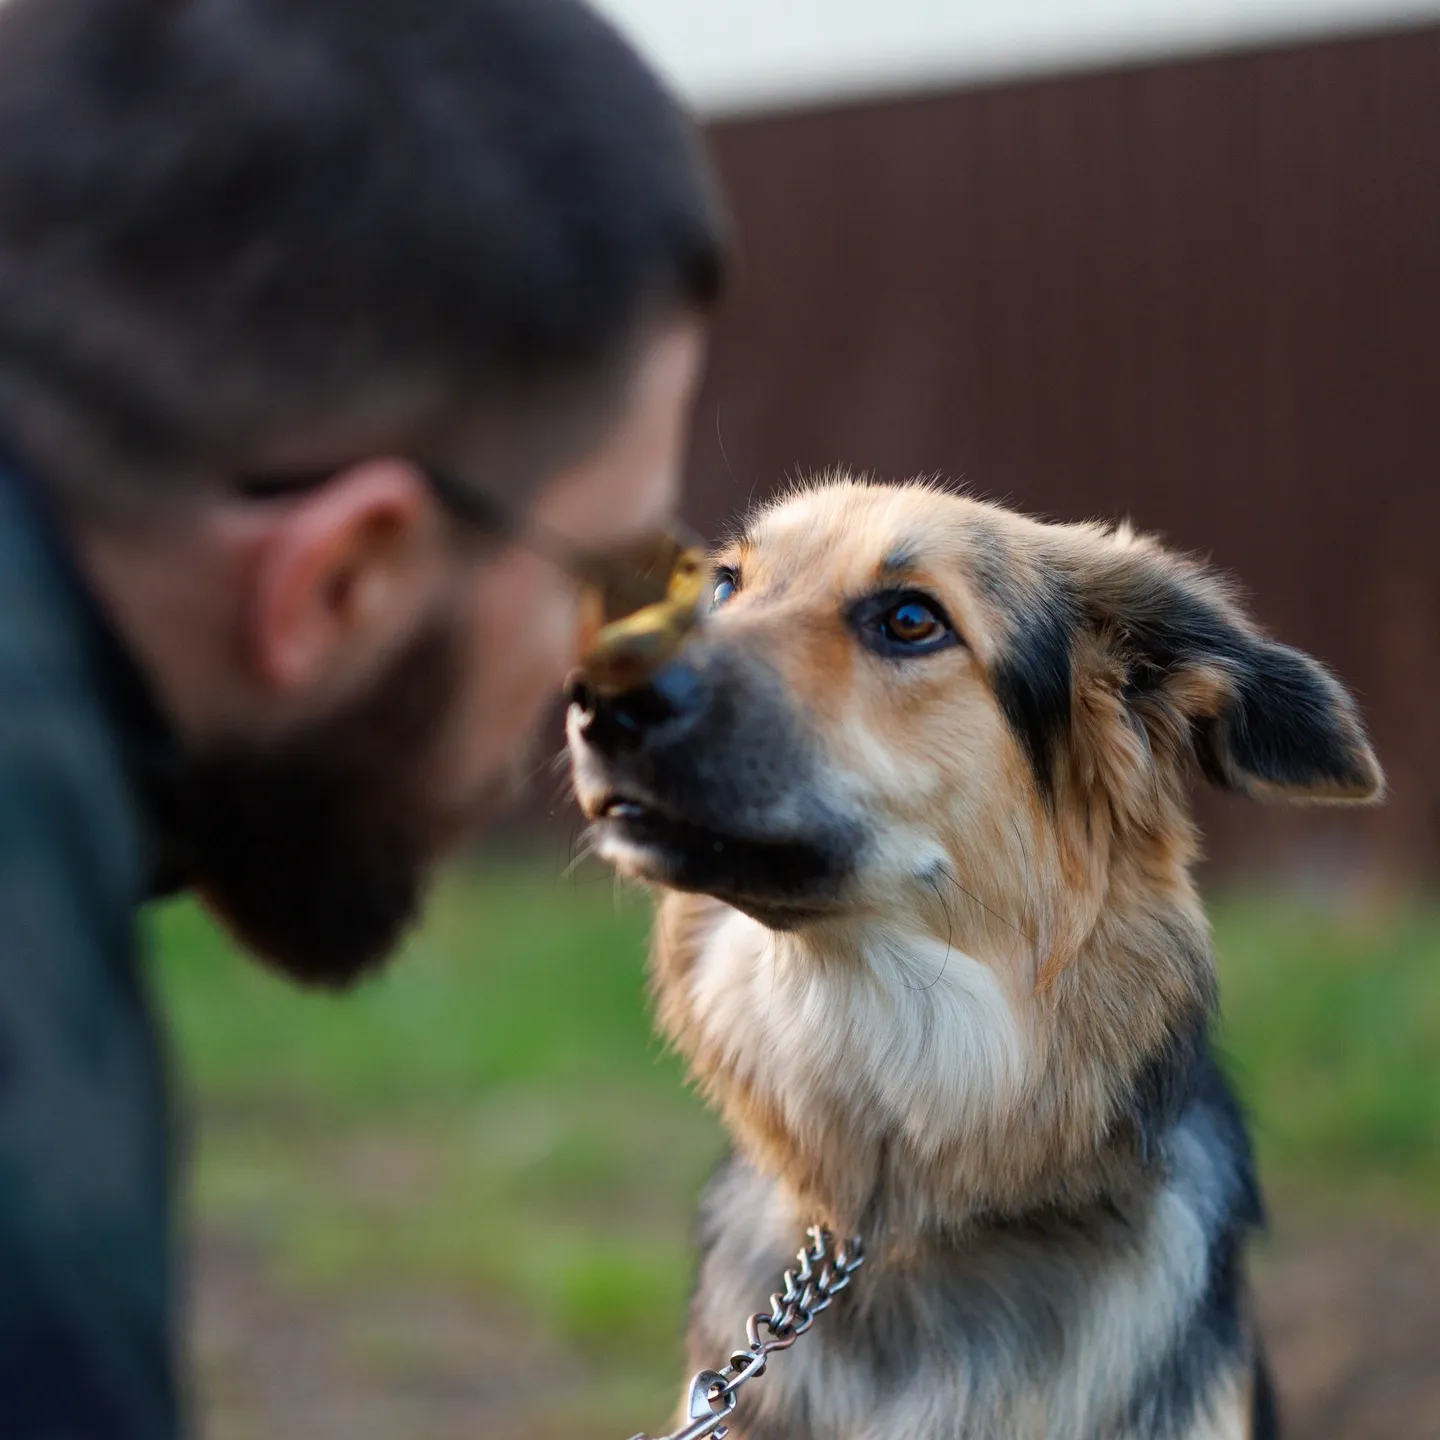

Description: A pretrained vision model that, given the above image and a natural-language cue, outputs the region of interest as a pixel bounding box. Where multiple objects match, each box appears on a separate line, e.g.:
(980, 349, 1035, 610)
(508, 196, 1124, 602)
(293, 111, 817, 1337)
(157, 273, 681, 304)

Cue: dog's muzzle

(567, 645, 861, 925)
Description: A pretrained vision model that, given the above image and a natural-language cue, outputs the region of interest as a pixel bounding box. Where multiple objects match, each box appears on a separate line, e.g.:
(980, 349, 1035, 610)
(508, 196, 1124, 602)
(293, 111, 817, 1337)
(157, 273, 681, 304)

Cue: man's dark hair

(0, 0, 726, 511)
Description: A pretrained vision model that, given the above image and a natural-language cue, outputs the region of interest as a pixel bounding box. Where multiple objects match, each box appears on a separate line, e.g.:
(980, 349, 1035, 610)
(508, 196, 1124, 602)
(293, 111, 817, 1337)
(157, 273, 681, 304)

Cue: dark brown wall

(679, 26, 1440, 884)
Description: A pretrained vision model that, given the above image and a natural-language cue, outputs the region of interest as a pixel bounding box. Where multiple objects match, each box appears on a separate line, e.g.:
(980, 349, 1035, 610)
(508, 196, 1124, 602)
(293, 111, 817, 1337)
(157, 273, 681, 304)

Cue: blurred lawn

(1211, 894, 1440, 1211)
(147, 864, 1440, 1433)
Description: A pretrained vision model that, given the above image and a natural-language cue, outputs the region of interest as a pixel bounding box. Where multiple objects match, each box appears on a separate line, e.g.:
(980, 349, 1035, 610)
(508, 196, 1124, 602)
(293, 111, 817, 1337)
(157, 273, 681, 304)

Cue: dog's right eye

(851, 590, 960, 659)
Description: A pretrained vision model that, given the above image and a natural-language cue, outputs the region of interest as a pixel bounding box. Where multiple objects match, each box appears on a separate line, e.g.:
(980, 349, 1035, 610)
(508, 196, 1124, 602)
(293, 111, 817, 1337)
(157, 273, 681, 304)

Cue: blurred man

(0, 0, 724, 1432)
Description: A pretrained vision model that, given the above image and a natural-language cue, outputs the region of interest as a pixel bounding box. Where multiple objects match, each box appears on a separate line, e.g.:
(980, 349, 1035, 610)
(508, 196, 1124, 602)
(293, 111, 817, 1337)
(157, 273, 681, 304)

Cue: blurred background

(158, 3, 1440, 1436)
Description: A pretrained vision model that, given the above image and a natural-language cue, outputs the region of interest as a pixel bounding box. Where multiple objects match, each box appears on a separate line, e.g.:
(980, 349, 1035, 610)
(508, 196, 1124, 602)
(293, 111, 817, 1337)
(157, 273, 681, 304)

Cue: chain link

(626, 1225, 865, 1440)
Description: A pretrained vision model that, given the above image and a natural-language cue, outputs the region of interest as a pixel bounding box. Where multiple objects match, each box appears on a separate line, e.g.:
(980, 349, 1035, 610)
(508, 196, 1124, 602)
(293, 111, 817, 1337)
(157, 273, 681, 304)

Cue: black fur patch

(1121, 1062, 1267, 1440)
(1117, 918, 1219, 1167)
(991, 584, 1076, 801)
(1122, 1007, 1213, 1169)
(1252, 1348, 1281, 1440)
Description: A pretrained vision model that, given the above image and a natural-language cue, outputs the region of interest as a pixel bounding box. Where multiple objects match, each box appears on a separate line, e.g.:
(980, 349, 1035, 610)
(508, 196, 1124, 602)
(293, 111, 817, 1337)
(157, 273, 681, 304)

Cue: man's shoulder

(0, 493, 150, 913)
(0, 499, 179, 1440)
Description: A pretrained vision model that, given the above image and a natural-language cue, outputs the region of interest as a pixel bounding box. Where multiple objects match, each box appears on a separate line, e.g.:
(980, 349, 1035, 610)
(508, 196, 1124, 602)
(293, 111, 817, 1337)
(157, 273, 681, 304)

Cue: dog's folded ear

(1083, 538, 1384, 805)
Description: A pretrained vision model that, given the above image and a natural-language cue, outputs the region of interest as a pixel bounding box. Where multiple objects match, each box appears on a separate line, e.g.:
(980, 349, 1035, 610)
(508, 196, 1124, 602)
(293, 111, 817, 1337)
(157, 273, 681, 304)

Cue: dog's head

(570, 476, 1381, 946)
(568, 476, 1383, 1224)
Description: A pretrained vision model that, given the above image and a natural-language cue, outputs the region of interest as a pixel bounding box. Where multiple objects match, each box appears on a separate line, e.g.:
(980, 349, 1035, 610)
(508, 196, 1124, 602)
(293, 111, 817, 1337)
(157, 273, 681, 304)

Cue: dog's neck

(653, 887, 1216, 1248)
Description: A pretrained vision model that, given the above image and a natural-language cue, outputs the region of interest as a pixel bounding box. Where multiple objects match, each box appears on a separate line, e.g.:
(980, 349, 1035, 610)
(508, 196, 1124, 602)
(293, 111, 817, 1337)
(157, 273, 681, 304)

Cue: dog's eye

(851, 590, 960, 658)
(711, 569, 738, 610)
(885, 601, 942, 645)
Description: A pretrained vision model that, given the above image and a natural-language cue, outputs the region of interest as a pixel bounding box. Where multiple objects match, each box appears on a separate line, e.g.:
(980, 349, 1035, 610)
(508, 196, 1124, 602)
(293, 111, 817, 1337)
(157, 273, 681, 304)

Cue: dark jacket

(0, 461, 183, 1438)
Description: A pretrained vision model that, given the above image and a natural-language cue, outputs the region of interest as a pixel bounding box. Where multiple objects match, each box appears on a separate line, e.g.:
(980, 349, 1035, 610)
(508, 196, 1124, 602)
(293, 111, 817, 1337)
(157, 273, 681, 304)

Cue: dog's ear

(1082, 537, 1384, 805)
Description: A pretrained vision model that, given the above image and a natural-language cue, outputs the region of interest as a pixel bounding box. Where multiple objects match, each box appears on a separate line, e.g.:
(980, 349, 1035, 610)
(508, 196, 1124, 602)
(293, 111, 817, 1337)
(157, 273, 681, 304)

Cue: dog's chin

(587, 798, 851, 931)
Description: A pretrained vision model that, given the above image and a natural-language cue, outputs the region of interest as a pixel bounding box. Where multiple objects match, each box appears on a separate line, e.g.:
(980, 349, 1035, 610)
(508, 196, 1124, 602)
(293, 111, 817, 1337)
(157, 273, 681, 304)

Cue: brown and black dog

(569, 475, 1383, 1440)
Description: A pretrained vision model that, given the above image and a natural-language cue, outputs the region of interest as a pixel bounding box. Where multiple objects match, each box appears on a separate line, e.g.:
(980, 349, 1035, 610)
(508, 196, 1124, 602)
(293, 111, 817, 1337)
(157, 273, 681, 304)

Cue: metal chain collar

(628, 1226, 865, 1440)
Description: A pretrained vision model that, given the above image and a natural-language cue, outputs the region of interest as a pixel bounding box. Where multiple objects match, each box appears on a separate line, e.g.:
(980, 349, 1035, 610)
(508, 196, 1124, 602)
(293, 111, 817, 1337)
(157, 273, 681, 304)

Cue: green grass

(148, 866, 1440, 1430)
(151, 863, 728, 1427)
(152, 864, 679, 1114)
(1213, 894, 1440, 1210)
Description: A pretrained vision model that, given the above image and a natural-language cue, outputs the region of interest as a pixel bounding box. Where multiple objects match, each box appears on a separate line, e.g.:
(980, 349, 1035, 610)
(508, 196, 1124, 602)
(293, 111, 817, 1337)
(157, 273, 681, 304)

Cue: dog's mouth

(587, 791, 853, 928)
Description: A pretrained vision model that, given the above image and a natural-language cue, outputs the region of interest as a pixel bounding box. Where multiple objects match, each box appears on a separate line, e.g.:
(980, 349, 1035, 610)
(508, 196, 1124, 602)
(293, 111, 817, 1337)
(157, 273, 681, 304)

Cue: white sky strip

(588, 0, 1440, 117)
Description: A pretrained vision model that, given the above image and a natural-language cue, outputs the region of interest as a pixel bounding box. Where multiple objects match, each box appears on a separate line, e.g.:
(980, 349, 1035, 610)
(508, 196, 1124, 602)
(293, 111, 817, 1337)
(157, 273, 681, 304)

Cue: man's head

(0, 0, 723, 984)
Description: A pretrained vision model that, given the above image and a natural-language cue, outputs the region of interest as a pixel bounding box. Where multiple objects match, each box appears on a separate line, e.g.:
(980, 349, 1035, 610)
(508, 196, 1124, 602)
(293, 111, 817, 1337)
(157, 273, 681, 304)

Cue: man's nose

(567, 660, 706, 755)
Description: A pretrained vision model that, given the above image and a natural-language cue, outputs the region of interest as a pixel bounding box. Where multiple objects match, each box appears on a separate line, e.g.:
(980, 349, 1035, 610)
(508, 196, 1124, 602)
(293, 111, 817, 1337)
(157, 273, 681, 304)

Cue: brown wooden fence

(666, 25, 1440, 885)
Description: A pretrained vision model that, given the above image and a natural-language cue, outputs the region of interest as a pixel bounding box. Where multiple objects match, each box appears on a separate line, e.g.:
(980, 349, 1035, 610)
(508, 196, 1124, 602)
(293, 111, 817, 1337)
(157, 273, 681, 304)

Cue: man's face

(185, 315, 708, 986)
(438, 317, 709, 846)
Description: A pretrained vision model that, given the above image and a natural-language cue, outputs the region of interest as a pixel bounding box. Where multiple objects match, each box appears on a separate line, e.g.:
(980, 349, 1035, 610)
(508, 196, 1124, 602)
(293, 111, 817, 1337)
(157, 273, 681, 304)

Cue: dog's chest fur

(671, 909, 1263, 1440)
(690, 1118, 1255, 1440)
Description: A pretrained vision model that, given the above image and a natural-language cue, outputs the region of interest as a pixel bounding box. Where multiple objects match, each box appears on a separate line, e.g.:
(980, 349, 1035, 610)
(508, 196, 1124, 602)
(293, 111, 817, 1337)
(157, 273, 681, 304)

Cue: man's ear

(246, 460, 438, 695)
(1087, 537, 1384, 805)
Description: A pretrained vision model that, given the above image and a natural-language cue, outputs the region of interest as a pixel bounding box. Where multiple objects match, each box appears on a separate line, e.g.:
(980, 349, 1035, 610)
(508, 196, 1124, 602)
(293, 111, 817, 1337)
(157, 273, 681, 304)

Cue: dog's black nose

(568, 661, 704, 755)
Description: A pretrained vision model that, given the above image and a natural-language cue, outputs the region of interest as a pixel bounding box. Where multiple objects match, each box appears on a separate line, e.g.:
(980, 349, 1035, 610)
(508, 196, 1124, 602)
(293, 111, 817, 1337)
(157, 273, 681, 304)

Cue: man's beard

(182, 619, 484, 989)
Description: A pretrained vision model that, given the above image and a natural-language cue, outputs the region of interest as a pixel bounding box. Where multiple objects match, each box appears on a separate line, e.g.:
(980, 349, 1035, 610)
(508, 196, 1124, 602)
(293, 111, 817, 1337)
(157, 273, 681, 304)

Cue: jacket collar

(0, 446, 192, 898)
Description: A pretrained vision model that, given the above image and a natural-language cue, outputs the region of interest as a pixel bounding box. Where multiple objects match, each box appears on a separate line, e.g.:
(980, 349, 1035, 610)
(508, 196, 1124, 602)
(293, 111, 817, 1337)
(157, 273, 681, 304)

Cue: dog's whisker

(570, 867, 616, 887)
(1007, 814, 1042, 946)
(765, 909, 781, 1028)
(716, 402, 741, 496)
(901, 873, 954, 992)
(547, 752, 577, 797)
(513, 746, 565, 795)
(939, 865, 1037, 951)
(562, 829, 597, 880)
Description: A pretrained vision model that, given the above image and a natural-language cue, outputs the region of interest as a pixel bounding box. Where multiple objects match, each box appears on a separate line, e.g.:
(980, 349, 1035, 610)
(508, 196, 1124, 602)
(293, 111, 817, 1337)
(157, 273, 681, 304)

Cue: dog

(567, 475, 1383, 1440)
